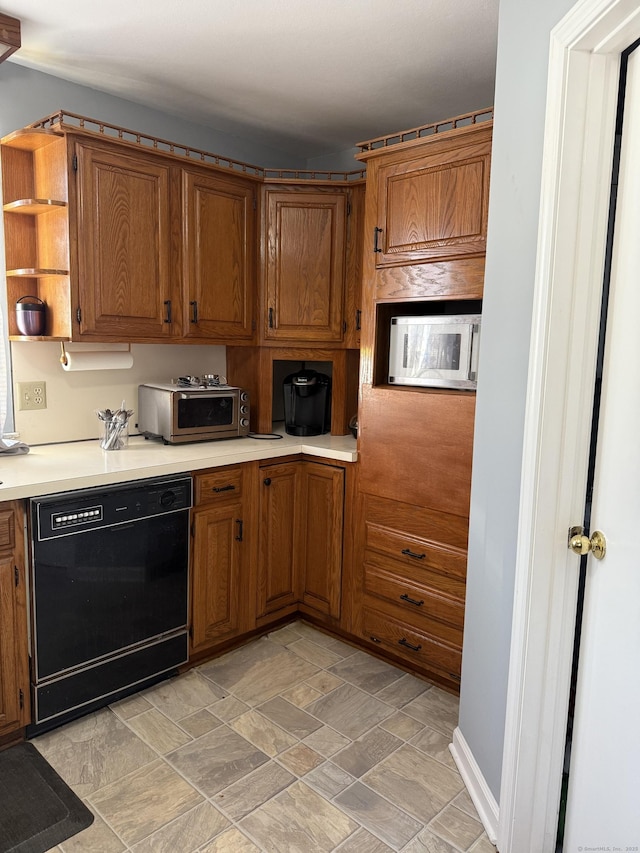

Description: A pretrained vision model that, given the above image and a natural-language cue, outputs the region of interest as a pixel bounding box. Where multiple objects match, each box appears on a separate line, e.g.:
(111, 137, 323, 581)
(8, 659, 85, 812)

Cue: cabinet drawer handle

(398, 637, 422, 652)
(263, 477, 272, 486)
(212, 484, 235, 493)
(190, 300, 198, 323)
(373, 226, 383, 253)
(401, 548, 426, 560)
(235, 519, 244, 542)
(369, 635, 382, 644)
(400, 593, 425, 608)
(164, 300, 172, 324)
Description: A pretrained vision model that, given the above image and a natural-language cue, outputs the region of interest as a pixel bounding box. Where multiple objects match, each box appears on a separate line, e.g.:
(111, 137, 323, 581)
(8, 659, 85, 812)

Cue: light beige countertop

(0, 429, 357, 501)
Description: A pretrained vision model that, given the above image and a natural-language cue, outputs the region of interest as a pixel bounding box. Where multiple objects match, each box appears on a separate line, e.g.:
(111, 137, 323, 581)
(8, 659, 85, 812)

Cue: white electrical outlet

(18, 381, 47, 411)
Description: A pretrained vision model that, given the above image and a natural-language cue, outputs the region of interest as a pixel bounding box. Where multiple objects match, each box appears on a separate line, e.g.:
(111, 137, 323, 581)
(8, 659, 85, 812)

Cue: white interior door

(562, 44, 640, 849)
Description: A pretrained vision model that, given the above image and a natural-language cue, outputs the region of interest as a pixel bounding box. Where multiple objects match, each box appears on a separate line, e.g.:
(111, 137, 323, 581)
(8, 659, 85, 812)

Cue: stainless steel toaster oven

(138, 380, 250, 444)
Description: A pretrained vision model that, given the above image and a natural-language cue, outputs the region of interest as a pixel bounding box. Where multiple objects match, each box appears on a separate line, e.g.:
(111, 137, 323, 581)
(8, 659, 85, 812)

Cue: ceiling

(3, 0, 499, 159)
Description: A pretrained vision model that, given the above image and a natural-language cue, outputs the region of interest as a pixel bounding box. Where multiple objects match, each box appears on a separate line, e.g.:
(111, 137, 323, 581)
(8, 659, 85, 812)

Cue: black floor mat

(0, 742, 94, 853)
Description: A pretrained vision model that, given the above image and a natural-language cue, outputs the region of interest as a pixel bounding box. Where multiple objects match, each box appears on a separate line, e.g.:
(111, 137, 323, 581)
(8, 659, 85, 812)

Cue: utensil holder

(99, 419, 129, 451)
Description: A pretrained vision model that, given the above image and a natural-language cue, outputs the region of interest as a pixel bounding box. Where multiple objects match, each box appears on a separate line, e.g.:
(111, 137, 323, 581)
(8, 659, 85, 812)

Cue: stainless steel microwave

(388, 314, 481, 390)
(138, 382, 250, 444)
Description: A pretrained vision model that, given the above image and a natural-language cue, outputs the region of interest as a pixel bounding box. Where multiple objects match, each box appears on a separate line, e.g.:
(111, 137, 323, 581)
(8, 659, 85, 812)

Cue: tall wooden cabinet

(0, 502, 30, 740)
(349, 115, 492, 691)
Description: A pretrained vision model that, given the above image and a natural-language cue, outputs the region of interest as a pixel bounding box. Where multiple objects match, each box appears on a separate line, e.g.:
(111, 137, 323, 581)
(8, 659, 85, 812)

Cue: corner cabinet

(257, 458, 345, 624)
(0, 502, 30, 740)
(262, 186, 347, 344)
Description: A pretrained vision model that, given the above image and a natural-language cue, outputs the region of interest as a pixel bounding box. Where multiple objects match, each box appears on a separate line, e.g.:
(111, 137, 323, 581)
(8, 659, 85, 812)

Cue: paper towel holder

(59, 341, 132, 368)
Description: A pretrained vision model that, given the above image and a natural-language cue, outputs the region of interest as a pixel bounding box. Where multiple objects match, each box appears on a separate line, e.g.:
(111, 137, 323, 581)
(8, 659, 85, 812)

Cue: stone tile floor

(34, 621, 497, 852)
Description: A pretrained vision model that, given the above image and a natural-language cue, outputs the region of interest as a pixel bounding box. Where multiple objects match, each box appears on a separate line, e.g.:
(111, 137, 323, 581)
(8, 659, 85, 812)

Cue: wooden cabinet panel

(298, 462, 344, 619)
(0, 502, 29, 737)
(263, 189, 347, 343)
(182, 169, 256, 341)
(74, 139, 173, 338)
(190, 465, 252, 653)
(191, 501, 244, 649)
(358, 384, 475, 518)
(344, 182, 365, 349)
(257, 461, 301, 617)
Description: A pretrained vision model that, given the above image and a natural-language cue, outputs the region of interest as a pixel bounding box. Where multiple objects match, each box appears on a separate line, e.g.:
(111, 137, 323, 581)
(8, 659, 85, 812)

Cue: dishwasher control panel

(32, 475, 193, 540)
(52, 506, 103, 530)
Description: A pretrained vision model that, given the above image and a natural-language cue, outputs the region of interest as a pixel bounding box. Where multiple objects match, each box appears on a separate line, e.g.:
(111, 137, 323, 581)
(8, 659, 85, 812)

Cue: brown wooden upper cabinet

(1, 128, 259, 343)
(356, 122, 492, 301)
(74, 138, 174, 339)
(262, 187, 347, 344)
(182, 169, 256, 341)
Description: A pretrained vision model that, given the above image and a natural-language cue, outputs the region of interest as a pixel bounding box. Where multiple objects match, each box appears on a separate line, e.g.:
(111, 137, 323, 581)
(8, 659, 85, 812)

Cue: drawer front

(0, 508, 16, 552)
(365, 520, 467, 581)
(362, 607, 462, 686)
(364, 560, 465, 630)
(195, 466, 244, 505)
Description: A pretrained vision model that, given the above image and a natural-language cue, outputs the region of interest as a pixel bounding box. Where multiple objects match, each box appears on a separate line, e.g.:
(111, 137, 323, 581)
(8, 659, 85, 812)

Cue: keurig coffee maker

(283, 369, 331, 436)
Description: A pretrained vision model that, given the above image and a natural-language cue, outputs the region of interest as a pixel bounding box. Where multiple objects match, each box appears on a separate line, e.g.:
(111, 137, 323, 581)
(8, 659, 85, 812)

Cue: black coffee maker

(283, 369, 331, 436)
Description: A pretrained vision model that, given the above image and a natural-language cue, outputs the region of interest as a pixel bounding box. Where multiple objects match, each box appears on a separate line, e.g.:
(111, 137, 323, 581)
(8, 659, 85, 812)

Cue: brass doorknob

(568, 528, 606, 560)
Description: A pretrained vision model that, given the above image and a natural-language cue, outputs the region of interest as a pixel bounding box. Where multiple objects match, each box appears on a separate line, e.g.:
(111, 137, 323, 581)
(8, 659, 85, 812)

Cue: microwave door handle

(468, 323, 481, 382)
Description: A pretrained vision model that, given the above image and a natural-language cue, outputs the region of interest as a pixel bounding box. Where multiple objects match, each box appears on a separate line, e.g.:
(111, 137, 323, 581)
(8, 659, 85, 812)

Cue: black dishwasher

(28, 474, 192, 736)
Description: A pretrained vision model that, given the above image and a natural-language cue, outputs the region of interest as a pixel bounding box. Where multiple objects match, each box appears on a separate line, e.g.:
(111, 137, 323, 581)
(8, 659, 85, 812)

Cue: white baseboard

(450, 727, 499, 845)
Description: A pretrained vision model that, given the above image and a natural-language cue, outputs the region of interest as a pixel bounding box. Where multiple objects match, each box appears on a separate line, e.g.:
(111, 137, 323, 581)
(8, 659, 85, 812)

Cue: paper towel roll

(60, 350, 134, 371)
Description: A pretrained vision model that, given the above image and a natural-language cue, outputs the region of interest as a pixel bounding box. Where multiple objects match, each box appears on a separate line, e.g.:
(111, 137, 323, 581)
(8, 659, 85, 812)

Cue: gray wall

(0, 62, 302, 168)
(458, 0, 578, 800)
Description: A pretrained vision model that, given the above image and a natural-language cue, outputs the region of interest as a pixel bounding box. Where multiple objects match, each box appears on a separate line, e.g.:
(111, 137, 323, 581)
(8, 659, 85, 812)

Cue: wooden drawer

(365, 519, 467, 581)
(363, 493, 469, 552)
(194, 466, 244, 505)
(364, 558, 464, 629)
(0, 508, 16, 553)
(361, 606, 462, 687)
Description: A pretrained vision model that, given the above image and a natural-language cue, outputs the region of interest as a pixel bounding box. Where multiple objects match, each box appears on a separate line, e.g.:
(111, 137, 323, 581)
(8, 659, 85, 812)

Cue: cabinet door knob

(263, 477, 272, 486)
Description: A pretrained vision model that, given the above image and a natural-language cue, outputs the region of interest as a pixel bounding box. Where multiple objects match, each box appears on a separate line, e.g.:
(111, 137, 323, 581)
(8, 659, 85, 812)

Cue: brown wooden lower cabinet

(257, 459, 301, 620)
(0, 501, 30, 741)
(184, 456, 468, 694)
(190, 465, 255, 654)
(351, 492, 468, 691)
(257, 458, 345, 624)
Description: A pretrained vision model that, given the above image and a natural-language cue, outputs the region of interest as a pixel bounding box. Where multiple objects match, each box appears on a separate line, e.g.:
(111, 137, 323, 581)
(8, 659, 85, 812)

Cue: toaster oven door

(173, 392, 237, 437)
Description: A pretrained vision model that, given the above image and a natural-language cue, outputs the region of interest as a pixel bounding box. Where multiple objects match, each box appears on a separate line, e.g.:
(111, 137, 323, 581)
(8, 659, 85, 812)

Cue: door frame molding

(498, 1, 640, 850)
